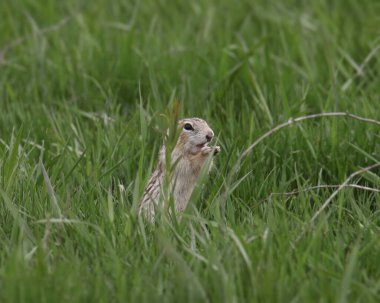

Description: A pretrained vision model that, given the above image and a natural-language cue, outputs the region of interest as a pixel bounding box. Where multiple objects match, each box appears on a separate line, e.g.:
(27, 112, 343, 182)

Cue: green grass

(1, 0, 380, 302)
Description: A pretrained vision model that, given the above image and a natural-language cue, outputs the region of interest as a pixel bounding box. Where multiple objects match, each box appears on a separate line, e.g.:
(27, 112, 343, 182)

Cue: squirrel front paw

(213, 145, 221, 155)
(201, 145, 221, 156)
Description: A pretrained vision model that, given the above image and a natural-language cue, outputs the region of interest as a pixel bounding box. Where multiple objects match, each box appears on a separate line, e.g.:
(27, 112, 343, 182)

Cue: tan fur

(139, 118, 220, 220)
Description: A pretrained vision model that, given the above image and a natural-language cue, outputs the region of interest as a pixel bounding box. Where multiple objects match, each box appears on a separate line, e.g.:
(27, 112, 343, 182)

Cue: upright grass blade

(40, 159, 62, 218)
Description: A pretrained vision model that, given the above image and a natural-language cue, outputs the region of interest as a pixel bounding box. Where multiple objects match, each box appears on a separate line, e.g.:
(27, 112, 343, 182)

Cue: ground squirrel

(139, 118, 220, 220)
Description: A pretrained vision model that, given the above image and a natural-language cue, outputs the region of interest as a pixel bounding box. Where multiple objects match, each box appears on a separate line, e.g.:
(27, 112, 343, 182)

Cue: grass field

(1, 0, 380, 302)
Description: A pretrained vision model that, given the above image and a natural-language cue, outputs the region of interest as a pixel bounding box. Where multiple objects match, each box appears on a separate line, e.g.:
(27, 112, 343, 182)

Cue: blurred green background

(0, 0, 379, 302)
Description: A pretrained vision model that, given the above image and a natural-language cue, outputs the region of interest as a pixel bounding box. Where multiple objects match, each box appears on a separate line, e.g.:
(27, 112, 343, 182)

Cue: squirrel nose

(205, 131, 213, 142)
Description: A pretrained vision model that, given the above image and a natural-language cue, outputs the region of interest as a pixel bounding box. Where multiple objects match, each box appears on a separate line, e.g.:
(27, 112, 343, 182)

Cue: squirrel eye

(183, 123, 194, 131)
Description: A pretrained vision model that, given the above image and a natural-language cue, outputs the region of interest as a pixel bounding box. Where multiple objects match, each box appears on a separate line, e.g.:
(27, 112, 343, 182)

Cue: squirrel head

(176, 118, 214, 155)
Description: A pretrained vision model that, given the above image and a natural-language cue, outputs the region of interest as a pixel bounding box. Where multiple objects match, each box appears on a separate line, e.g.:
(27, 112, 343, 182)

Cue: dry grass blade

(231, 112, 380, 179)
(295, 162, 380, 243)
(40, 160, 62, 218)
(222, 112, 380, 201)
(267, 184, 380, 199)
(35, 218, 106, 236)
